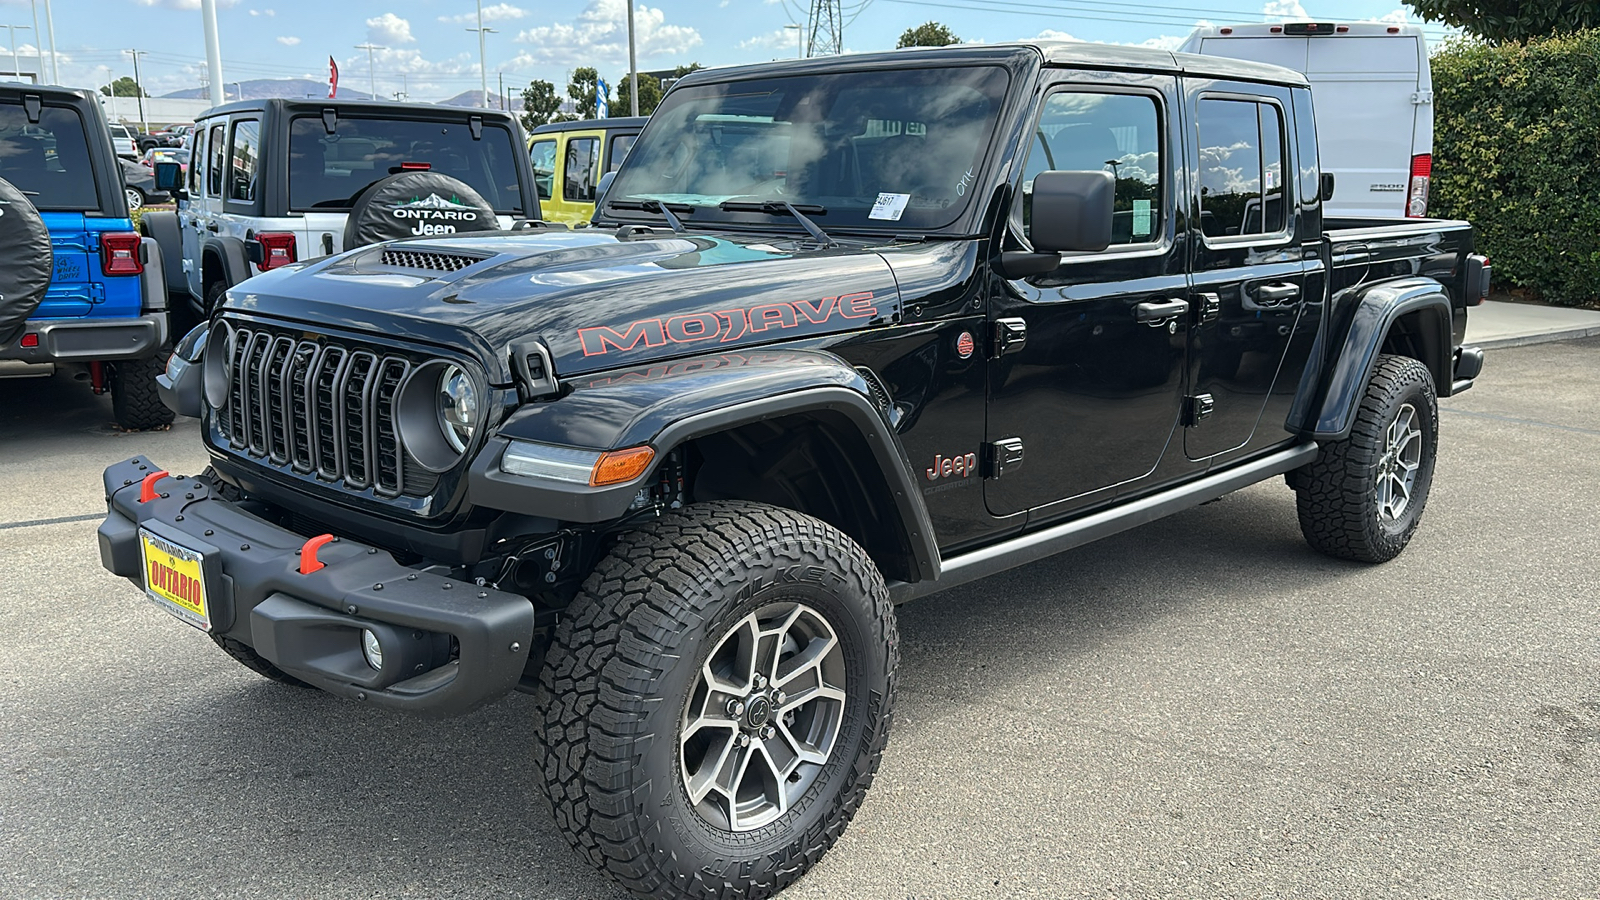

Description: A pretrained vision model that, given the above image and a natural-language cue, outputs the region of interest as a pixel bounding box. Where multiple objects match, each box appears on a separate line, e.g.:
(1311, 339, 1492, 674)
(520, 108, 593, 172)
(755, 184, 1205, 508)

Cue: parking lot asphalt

(2, 338, 1597, 900)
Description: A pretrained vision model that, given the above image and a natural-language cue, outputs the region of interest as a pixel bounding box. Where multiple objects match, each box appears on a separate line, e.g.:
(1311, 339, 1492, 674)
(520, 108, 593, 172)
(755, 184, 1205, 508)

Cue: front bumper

(97, 456, 535, 716)
(2, 314, 167, 363)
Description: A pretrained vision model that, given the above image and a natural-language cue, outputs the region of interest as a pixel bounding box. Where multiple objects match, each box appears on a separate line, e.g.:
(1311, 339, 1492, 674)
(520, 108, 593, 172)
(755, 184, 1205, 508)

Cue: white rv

(1180, 21, 1433, 219)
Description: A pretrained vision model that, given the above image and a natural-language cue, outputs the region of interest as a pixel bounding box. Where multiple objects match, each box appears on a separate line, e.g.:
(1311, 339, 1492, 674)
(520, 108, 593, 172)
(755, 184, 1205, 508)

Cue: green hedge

(1430, 31, 1600, 307)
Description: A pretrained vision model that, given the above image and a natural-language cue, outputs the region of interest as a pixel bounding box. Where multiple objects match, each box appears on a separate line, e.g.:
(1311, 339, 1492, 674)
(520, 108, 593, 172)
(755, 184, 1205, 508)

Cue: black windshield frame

(602, 64, 1013, 234)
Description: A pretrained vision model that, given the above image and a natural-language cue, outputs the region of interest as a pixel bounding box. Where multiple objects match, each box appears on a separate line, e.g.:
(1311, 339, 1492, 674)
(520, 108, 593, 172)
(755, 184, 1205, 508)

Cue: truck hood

(225, 229, 904, 382)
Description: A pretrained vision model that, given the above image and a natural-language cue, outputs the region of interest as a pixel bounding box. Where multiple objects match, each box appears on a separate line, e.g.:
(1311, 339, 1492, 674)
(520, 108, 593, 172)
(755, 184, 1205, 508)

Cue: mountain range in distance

(160, 78, 523, 110)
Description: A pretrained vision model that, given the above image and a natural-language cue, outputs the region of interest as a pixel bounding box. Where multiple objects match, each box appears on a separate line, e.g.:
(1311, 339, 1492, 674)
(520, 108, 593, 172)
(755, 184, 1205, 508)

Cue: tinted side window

(228, 119, 260, 202)
(188, 122, 205, 193)
(529, 139, 555, 201)
(206, 122, 226, 196)
(564, 136, 598, 202)
(1197, 98, 1287, 239)
(1017, 91, 1163, 246)
(608, 133, 636, 172)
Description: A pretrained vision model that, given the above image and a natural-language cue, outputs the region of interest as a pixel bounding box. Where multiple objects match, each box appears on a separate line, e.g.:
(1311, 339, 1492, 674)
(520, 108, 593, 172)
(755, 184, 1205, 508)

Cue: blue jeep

(0, 83, 173, 430)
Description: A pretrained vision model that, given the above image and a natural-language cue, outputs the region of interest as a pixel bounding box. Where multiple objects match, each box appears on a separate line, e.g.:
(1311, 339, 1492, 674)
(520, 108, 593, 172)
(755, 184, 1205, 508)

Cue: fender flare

(136, 210, 186, 300)
(203, 237, 252, 296)
(1291, 276, 1453, 441)
(467, 348, 941, 583)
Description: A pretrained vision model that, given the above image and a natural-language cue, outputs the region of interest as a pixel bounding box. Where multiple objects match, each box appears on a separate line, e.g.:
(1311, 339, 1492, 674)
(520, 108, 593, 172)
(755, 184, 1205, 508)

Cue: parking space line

(0, 513, 103, 531)
(1444, 407, 1600, 437)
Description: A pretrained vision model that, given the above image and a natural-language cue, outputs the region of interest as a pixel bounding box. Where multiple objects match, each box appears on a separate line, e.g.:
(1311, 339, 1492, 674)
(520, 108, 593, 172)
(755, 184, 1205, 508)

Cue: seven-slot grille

(217, 325, 426, 497)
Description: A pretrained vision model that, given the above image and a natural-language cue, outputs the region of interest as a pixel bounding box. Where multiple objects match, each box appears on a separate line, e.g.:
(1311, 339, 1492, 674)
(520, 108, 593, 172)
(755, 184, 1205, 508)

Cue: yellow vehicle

(527, 117, 646, 225)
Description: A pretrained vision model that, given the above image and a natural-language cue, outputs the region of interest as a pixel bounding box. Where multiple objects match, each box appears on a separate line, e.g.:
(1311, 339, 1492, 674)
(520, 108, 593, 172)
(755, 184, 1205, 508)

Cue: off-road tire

(1294, 353, 1438, 562)
(534, 500, 898, 900)
(209, 634, 313, 688)
(109, 353, 176, 430)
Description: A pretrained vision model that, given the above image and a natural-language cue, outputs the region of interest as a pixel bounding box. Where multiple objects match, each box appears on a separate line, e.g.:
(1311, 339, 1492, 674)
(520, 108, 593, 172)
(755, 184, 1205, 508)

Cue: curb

(1474, 326, 1600, 351)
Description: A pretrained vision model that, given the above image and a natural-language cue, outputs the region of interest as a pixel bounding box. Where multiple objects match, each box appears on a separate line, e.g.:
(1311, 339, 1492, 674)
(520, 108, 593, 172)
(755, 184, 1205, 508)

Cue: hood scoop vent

(379, 248, 490, 273)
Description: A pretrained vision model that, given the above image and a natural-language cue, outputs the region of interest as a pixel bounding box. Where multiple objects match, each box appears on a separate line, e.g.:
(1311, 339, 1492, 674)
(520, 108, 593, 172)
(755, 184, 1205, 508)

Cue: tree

(613, 73, 662, 117)
(520, 79, 566, 130)
(896, 21, 960, 48)
(99, 76, 147, 98)
(1401, 0, 1600, 43)
(671, 62, 704, 79)
(566, 66, 607, 121)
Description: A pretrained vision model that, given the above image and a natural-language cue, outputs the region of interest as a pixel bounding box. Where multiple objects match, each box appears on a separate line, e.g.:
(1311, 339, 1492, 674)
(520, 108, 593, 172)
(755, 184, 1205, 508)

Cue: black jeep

(98, 42, 1487, 899)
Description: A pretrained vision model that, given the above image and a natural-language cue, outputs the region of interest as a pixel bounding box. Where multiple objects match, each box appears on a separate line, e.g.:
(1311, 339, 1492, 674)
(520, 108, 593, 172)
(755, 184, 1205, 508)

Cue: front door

(985, 74, 1189, 519)
(180, 118, 225, 299)
(1183, 83, 1309, 460)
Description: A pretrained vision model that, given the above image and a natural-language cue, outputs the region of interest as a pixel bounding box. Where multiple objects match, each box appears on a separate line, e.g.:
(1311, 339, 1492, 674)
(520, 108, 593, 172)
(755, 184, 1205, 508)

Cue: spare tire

(0, 177, 54, 348)
(342, 171, 500, 251)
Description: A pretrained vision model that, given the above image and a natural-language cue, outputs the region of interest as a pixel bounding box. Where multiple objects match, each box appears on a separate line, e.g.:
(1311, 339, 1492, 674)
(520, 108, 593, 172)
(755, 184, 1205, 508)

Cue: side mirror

(596, 170, 617, 203)
(1030, 170, 1114, 253)
(153, 160, 184, 193)
(1320, 172, 1335, 203)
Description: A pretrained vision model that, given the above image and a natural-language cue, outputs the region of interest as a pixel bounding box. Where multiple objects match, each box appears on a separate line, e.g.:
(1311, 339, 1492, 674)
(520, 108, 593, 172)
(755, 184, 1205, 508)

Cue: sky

(0, 0, 1459, 102)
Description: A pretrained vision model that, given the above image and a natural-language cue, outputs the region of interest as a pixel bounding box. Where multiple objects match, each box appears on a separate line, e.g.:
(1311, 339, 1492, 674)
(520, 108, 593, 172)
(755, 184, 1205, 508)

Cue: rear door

(1183, 81, 1313, 461)
(1305, 36, 1422, 217)
(985, 72, 1189, 519)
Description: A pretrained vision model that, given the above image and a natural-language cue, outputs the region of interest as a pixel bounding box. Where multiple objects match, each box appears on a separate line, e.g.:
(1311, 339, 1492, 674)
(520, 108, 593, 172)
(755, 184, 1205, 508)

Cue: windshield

(288, 116, 525, 212)
(605, 65, 1010, 231)
(0, 103, 102, 210)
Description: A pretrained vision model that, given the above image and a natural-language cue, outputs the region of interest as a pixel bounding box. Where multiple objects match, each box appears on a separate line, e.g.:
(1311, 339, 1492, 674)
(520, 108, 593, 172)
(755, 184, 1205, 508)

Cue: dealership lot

(1, 337, 1597, 899)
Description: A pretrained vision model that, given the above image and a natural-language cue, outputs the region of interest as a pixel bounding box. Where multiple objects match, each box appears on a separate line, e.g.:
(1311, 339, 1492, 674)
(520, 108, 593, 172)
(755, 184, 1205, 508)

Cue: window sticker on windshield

(869, 192, 911, 221)
(1133, 199, 1152, 238)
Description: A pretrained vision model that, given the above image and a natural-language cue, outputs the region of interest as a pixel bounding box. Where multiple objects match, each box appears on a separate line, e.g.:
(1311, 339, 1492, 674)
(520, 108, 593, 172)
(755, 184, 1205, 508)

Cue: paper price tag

(869, 192, 910, 221)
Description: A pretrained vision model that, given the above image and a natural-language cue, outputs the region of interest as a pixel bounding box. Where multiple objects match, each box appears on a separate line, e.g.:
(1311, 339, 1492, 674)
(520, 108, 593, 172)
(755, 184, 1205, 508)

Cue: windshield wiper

(718, 200, 837, 248)
(608, 199, 690, 233)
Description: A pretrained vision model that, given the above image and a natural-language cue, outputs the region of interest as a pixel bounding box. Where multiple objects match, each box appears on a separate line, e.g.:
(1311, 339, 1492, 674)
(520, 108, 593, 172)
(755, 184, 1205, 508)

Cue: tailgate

(37, 212, 95, 318)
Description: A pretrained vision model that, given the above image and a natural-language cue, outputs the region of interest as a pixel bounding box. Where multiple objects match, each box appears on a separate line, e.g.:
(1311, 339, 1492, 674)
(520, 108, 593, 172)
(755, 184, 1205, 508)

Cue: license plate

(139, 528, 212, 632)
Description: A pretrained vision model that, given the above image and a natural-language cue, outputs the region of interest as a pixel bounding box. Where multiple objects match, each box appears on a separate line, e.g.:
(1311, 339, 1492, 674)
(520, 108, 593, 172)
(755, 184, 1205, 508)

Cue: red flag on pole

(328, 56, 339, 99)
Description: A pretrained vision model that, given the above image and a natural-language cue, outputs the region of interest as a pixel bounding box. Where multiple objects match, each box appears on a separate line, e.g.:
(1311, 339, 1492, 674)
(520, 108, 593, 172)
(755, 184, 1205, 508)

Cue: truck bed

(1325, 216, 1475, 346)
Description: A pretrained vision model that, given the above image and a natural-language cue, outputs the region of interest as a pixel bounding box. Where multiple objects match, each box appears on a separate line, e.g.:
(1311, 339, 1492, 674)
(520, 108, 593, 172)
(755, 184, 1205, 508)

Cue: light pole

(41, 0, 57, 84)
(467, 23, 497, 108)
(626, 0, 638, 116)
(354, 43, 384, 100)
(231, 81, 242, 101)
(28, 1, 42, 83)
(784, 23, 802, 59)
(201, 0, 223, 107)
(0, 25, 30, 81)
(124, 48, 148, 130)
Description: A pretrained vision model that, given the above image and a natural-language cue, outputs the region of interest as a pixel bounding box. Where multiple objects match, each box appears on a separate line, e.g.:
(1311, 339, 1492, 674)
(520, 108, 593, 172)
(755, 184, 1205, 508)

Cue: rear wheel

(108, 353, 175, 431)
(124, 187, 145, 211)
(535, 500, 897, 899)
(1294, 354, 1438, 562)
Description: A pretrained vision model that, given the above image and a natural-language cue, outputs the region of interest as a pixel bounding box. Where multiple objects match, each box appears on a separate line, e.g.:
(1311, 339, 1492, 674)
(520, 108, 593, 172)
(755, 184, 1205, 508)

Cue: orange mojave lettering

(148, 558, 202, 606)
(577, 291, 879, 357)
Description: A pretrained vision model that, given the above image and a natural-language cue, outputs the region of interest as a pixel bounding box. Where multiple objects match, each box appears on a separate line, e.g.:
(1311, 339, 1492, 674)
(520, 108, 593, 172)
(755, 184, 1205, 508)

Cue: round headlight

(202, 321, 235, 409)
(438, 365, 477, 451)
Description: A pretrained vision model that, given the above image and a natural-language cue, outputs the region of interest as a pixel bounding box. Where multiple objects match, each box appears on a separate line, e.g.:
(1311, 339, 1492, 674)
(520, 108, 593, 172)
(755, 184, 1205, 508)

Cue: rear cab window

(287, 116, 525, 212)
(0, 102, 101, 210)
(564, 136, 599, 202)
(228, 119, 261, 203)
(1196, 97, 1288, 240)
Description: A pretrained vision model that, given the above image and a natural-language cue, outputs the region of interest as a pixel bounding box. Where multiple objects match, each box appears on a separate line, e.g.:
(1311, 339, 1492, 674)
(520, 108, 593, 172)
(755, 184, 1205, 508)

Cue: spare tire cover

(342, 171, 500, 251)
(0, 177, 54, 348)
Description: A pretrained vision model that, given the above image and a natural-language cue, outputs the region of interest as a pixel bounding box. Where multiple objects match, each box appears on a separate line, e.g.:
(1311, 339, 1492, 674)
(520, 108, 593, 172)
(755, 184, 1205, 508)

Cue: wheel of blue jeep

(534, 500, 897, 899)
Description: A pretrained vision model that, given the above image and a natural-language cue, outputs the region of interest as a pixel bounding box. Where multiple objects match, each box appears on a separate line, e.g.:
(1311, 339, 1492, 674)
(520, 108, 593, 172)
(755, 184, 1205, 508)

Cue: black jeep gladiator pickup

(98, 42, 1487, 899)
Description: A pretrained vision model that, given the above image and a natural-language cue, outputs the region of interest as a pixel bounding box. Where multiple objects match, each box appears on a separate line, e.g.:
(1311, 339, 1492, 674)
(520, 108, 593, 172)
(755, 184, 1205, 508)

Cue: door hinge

(1184, 394, 1215, 426)
(983, 438, 1024, 478)
(1196, 292, 1221, 323)
(991, 317, 1027, 358)
(1411, 91, 1433, 105)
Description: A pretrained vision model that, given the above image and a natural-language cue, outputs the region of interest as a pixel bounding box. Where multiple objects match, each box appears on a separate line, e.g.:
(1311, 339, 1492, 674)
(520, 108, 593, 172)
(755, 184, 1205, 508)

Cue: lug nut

(753, 674, 767, 689)
(773, 691, 786, 706)
(760, 725, 776, 740)
(727, 699, 745, 717)
(736, 733, 751, 747)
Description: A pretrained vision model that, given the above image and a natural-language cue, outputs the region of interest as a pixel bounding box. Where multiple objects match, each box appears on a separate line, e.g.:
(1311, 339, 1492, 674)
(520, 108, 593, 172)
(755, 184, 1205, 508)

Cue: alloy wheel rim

(1376, 402, 1423, 522)
(679, 600, 847, 832)
(125, 189, 142, 210)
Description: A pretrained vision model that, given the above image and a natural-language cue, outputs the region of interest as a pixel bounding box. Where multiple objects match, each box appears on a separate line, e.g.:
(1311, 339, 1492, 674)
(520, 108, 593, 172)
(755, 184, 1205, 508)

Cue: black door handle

(1254, 282, 1300, 304)
(1134, 299, 1189, 323)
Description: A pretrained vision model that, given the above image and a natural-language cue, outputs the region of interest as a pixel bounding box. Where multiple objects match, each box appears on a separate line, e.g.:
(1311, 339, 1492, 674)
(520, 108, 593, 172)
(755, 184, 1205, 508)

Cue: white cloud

(1136, 34, 1190, 51)
(249, 8, 276, 16)
(1034, 29, 1081, 42)
(742, 27, 801, 51)
(1262, 0, 1309, 20)
(513, 0, 701, 66)
(439, 3, 527, 24)
(1366, 8, 1412, 24)
(276, 35, 300, 45)
(366, 12, 415, 45)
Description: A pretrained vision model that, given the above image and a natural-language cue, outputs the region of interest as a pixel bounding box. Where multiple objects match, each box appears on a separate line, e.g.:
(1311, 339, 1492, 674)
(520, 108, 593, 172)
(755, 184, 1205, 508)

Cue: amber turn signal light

(590, 446, 655, 486)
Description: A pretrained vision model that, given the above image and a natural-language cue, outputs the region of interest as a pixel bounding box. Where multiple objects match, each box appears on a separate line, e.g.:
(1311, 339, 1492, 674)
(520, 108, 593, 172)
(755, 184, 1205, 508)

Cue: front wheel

(535, 501, 898, 899)
(124, 187, 145, 211)
(1294, 353, 1439, 562)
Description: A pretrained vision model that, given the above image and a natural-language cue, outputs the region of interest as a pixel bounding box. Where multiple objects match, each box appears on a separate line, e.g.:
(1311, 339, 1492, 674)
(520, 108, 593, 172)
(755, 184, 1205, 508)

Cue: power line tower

(805, 0, 843, 57)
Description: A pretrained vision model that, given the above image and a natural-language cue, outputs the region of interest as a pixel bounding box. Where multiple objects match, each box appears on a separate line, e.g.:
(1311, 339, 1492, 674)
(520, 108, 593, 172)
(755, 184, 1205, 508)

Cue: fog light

(361, 628, 383, 670)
